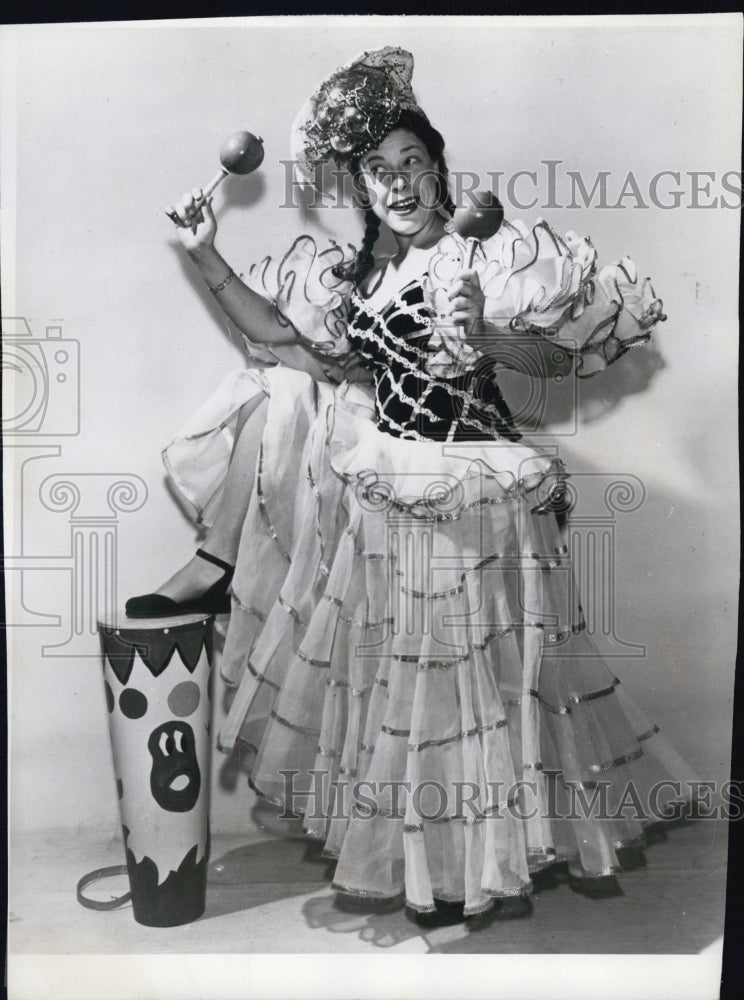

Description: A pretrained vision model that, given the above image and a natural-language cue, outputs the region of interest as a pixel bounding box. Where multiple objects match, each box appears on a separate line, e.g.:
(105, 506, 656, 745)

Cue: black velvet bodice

(346, 277, 521, 443)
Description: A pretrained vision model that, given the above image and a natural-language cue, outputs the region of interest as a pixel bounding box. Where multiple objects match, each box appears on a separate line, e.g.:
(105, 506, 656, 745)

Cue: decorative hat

(290, 46, 428, 189)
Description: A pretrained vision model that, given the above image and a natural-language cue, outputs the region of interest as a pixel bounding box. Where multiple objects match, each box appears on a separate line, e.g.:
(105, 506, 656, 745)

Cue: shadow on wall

(498, 339, 667, 433)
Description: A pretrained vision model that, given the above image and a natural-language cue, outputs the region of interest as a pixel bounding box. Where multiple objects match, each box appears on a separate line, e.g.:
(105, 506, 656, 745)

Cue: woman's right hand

(166, 188, 218, 252)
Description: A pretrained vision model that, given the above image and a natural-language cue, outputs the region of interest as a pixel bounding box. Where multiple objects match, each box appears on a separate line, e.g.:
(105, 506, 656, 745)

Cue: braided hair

(332, 109, 454, 286)
(337, 208, 381, 286)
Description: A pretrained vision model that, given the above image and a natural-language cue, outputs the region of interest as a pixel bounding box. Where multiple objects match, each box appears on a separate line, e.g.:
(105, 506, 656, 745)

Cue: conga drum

(97, 612, 214, 927)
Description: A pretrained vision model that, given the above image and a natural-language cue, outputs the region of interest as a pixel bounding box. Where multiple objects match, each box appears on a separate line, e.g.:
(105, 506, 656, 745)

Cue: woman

(128, 47, 691, 926)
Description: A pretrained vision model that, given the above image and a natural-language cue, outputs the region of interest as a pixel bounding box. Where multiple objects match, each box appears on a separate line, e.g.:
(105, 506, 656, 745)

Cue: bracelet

(208, 269, 235, 295)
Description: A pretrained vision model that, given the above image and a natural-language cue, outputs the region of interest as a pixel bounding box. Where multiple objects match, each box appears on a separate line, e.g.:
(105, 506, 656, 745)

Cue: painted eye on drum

(168, 680, 201, 718)
(158, 729, 185, 755)
(119, 687, 148, 719)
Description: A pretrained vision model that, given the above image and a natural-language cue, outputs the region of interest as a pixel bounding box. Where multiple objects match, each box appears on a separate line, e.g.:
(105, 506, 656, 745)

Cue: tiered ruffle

(165, 366, 695, 916)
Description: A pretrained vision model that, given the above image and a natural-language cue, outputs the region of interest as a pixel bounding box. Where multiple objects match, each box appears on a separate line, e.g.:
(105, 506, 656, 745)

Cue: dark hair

(332, 109, 455, 286)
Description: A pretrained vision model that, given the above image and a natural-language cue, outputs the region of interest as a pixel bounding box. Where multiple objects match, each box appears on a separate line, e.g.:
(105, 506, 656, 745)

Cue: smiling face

(357, 128, 445, 241)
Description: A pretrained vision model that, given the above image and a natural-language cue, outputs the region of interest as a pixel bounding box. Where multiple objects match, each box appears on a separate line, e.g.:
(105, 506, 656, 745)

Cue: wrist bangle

(209, 269, 235, 295)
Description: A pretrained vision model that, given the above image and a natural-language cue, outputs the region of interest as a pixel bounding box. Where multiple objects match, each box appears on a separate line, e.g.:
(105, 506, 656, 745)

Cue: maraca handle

(197, 169, 229, 205)
(164, 169, 228, 227)
(464, 237, 479, 271)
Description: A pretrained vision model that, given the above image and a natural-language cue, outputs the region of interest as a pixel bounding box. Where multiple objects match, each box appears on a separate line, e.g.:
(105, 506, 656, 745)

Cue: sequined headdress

(290, 46, 429, 188)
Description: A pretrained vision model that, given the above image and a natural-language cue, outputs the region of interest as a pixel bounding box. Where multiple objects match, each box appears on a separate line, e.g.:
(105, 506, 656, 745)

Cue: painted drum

(98, 612, 214, 927)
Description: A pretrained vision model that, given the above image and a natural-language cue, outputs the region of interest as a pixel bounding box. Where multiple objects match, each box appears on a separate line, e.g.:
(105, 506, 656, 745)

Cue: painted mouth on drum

(169, 772, 191, 792)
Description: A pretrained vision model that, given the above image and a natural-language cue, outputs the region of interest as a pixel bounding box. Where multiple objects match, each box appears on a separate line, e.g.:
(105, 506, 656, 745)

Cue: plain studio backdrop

(2, 14, 740, 879)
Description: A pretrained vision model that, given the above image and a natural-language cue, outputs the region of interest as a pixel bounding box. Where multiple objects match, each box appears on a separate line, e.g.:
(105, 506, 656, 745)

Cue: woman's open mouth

(389, 197, 418, 216)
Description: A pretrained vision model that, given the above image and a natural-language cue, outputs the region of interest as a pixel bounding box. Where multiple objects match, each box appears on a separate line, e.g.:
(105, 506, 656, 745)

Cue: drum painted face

(148, 720, 201, 812)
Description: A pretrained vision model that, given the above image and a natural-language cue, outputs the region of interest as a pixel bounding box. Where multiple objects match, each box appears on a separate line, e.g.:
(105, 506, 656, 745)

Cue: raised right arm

(169, 189, 349, 381)
(190, 244, 304, 346)
(171, 189, 301, 346)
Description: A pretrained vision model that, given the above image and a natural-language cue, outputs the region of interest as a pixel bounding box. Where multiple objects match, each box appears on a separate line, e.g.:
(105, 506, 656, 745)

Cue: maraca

(165, 130, 265, 226)
(453, 190, 504, 269)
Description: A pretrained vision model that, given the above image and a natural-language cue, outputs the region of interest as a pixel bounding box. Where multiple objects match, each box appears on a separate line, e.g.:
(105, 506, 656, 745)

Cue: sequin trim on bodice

(346, 278, 521, 443)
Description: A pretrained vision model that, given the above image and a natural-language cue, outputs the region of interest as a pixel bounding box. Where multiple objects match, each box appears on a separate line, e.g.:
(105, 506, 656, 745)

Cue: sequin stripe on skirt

(223, 526, 696, 910)
(325, 499, 543, 911)
(214, 380, 697, 914)
(219, 371, 349, 693)
(220, 489, 361, 766)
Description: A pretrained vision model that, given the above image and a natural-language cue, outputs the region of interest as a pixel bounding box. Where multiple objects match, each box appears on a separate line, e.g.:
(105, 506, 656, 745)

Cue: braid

(439, 165, 456, 217)
(332, 208, 381, 285)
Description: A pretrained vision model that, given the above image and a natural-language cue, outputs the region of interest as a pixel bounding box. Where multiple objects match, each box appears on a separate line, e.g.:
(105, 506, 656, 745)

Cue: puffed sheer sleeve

(241, 235, 357, 359)
(162, 236, 357, 525)
(424, 221, 666, 379)
(480, 220, 666, 377)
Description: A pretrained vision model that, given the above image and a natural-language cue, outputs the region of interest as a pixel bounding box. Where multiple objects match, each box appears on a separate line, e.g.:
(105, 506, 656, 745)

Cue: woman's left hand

(447, 269, 485, 328)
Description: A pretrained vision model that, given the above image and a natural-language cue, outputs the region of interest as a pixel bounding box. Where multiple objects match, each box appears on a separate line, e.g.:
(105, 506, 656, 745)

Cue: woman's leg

(157, 394, 269, 601)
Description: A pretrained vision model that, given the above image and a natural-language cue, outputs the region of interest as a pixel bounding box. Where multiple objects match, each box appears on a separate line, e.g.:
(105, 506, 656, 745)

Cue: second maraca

(453, 190, 504, 269)
(165, 130, 265, 226)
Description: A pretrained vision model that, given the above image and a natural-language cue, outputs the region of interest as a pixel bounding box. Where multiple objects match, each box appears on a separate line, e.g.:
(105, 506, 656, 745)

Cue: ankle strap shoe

(125, 548, 235, 618)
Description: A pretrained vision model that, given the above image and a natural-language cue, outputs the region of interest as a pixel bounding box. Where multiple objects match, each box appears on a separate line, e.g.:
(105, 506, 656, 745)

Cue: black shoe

(409, 899, 466, 928)
(615, 845, 647, 871)
(531, 861, 569, 893)
(125, 548, 234, 618)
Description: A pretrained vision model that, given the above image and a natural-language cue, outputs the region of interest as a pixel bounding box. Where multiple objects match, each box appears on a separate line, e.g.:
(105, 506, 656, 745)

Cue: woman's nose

(389, 171, 410, 192)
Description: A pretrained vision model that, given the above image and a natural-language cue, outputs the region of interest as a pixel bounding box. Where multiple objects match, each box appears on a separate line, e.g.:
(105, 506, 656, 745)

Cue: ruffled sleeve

(424, 221, 666, 379)
(242, 235, 356, 358)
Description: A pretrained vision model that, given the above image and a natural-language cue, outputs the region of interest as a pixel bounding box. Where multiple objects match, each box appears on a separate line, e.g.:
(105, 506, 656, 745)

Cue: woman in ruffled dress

(127, 47, 693, 926)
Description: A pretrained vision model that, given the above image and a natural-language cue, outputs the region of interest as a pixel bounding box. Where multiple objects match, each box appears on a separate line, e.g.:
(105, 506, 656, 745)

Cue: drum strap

(76, 865, 132, 910)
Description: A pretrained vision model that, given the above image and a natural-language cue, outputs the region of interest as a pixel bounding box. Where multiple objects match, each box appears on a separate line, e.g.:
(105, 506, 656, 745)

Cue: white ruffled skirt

(165, 365, 696, 916)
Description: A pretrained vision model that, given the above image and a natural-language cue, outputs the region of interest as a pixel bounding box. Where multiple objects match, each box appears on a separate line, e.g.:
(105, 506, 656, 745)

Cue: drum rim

(97, 612, 214, 631)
